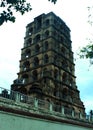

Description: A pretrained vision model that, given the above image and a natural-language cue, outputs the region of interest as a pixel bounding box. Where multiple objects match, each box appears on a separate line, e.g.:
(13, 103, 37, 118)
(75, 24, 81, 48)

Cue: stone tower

(11, 12, 85, 117)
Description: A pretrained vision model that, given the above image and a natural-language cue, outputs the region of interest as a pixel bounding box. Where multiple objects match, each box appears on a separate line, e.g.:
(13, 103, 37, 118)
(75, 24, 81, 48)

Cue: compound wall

(0, 111, 92, 130)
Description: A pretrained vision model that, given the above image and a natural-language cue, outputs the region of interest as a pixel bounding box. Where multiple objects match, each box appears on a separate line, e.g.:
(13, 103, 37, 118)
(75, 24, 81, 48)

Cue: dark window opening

(32, 70, 38, 80)
(35, 44, 40, 53)
(54, 55, 58, 64)
(62, 88, 68, 99)
(35, 34, 40, 43)
(62, 60, 68, 68)
(45, 30, 49, 38)
(25, 49, 31, 58)
(26, 38, 32, 47)
(23, 61, 30, 71)
(54, 102, 61, 113)
(22, 74, 29, 84)
(54, 19, 57, 25)
(44, 41, 48, 50)
(42, 68, 50, 77)
(28, 27, 33, 35)
(62, 72, 67, 83)
(60, 36, 64, 43)
(46, 19, 50, 26)
(44, 54, 49, 63)
(61, 47, 66, 55)
(34, 57, 39, 66)
(44, 78, 47, 83)
(54, 69, 58, 79)
(36, 17, 42, 30)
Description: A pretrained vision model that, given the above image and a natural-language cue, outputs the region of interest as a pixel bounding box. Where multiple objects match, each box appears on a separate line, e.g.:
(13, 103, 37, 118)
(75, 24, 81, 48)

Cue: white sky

(0, 0, 93, 113)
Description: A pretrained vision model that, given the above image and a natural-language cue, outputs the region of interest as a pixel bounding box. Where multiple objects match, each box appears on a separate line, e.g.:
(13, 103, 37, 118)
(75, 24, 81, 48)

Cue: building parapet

(0, 86, 93, 125)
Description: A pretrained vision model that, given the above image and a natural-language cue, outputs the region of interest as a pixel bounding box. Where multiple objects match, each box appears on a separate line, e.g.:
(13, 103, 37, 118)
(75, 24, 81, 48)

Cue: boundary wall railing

(0, 87, 93, 122)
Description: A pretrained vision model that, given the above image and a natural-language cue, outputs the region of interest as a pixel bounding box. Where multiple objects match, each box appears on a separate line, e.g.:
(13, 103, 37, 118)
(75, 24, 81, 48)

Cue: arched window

(44, 41, 48, 50)
(69, 77, 73, 87)
(25, 49, 31, 58)
(60, 36, 64, 43)
(61, 47, 66, 55)
(35, 34, 40, 43)
(45, 19, 50, 26)
(62, 87, 68, 99)
(54, 69, 58, 79)
(62, 72, 67, 83)
(35, 44, 40, 53)
(22, 74, 29, 84)
(53, 31, 57, 36)
(53, 101, 61, 112)
(62, 60, 68, 68)
(34, 57, 39, 66)
(32, 70, 38, 80)
(23, 61, 30, 71)
(54, 19, 57, 25)
(44, 54, 49, 63)
(54, 90, 60, 97)
(54, 55, 58, 64)
(28, 27, 33, 35)
(42, 68, 48, 77)
(45, 30, 49, 38)
(25, 38, 32, 47)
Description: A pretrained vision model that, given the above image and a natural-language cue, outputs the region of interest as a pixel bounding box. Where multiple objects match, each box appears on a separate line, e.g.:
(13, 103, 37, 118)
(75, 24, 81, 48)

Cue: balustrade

(0, 86, 92, 122)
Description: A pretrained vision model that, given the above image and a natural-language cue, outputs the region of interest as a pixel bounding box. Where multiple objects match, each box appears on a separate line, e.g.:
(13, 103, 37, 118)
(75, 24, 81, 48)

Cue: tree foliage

(0, 0, 57, 25)
(79, 43, 93, 59)
(79, 6, 93, 63)
(48, 0, 57, 4)
(0, 0, 32, 25)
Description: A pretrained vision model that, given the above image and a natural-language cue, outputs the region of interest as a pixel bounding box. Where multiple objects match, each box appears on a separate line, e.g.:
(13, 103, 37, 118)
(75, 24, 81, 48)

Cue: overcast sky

(0, 0, 93, 113)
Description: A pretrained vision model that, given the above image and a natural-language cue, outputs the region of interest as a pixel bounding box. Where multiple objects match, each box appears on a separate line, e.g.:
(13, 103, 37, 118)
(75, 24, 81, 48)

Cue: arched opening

(54, 102, 61, 113)
(34, 57, 39, 66)
(35, 44, 40, 53)
(62, 87, 68, 99)
(25, 49, 31, 58)
(23, 61, 30, 71)
(61, 47, 66, 55)
(62, 60, 68, 68)
(62, 72, 67, 83)
(42, 67, 51, 79)
(45, 19, 50, 26)
(22, 74, 29, 84)
(32, 70, 38, 81)
(28, 27, 33, 35)
(35, 34, 41, 43)
(54, 69, 59, 80)
(30, 83, 42, 94)
(44, 41, 49, 51)
(45, 30, 49, 38)
(44, 54, 49, 63)
(26, 38, 32, 46)
(54, 55, 58, 64)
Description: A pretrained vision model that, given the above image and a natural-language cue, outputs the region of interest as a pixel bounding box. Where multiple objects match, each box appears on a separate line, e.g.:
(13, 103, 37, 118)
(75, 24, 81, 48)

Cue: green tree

(0, 0, 57, 26)
(79, 6, 93, 64)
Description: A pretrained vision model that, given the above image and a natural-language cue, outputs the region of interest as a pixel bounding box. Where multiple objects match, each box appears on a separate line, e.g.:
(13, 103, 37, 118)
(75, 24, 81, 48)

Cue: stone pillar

(90, 110, 93, 121)
(72, 110, 75, 117)
(34, 98, 38, 108)
(61, 106, 64, 115)
(15, 92, 20, 102)
(49, 103, 53, 112)
(79, 113, 82, 119)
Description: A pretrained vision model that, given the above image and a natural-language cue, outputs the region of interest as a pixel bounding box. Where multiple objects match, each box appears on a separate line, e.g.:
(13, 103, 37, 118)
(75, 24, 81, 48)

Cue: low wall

(0, 88, 93, 130)
(0, 110, 92, 130)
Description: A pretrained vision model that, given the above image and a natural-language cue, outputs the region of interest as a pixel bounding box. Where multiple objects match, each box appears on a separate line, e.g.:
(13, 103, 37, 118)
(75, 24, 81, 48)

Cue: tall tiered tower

(11, 12, 85, 117)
